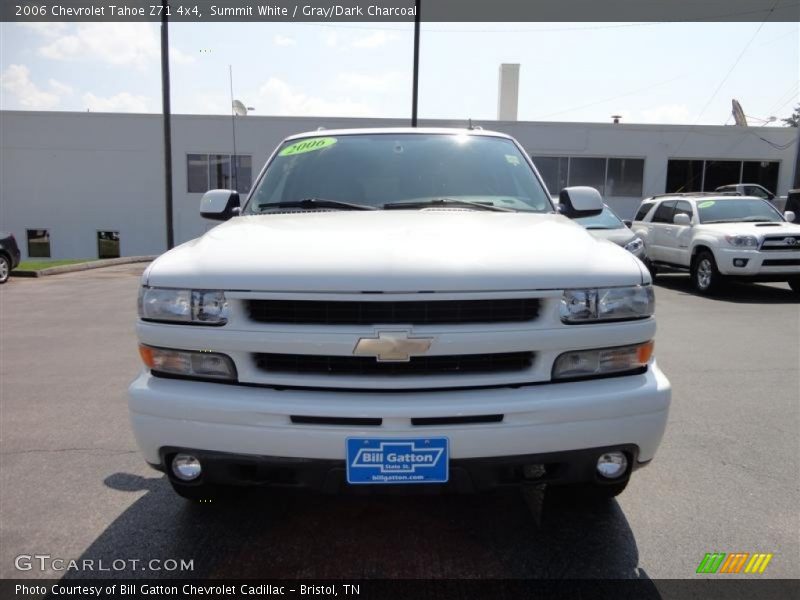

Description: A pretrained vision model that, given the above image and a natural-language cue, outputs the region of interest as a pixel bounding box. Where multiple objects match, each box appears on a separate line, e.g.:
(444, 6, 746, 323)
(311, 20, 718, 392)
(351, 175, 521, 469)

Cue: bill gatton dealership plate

(346, 438, 449, 484)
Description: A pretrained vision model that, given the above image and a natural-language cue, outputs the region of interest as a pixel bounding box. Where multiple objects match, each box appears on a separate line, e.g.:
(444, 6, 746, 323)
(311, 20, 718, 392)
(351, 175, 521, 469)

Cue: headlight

(138, 287, 229, 325)
(552, 341, 654, 381)
(560, 285, 654, 323)
(139, 345, 237, 381)
(623, 237, 644, 254)
(724, 235, 758, 248)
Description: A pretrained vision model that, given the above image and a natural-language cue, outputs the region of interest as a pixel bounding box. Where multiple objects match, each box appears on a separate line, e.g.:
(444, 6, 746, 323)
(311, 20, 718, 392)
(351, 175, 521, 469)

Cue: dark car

(0, 232, 21, 284)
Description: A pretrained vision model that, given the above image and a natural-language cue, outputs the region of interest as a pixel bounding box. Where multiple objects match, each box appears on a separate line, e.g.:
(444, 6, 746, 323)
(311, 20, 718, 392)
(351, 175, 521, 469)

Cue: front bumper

(715, 247, 800, 278)
(154, 445, 644, 493)
(128, 362, 670, 489)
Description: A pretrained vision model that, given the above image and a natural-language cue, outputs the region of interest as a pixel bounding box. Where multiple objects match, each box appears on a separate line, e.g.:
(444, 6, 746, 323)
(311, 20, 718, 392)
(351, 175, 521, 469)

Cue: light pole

(411, 0, 420, 127)
(160, 1, 174, 249)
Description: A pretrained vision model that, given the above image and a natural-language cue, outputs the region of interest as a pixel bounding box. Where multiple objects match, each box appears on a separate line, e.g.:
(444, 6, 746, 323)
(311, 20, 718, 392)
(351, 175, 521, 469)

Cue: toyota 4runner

(129, 129, 671, 501)
(632, 193, 800, 294)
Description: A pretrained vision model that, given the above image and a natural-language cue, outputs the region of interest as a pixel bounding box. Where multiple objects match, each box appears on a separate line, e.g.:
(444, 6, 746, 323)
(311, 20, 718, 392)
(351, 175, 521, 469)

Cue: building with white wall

(0, 110, 795, 260)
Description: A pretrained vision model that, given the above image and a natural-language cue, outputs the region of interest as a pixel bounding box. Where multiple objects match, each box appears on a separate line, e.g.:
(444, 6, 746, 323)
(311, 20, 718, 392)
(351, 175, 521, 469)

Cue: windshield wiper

(256, 198, 376, 212)
(383, 198, 515, 212)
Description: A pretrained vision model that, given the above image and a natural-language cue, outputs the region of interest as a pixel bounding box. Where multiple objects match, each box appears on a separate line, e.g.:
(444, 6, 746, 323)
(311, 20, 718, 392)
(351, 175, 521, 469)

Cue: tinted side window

(674, 201, 693, 219)
(652, 201, 676, 223)
(744, 186, 769, 199)
(634, 202, 654, 221)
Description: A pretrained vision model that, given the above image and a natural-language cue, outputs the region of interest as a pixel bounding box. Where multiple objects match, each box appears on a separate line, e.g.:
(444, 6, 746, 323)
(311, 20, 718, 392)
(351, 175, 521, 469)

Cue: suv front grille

(245, 298, 541, 325)
(253, 352, 534, 376)
(761, 235, 800, 251)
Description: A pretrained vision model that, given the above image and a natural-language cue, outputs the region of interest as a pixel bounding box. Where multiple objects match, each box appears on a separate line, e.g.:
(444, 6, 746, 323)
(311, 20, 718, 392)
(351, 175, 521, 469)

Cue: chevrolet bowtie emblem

(353, 331, 434, 362)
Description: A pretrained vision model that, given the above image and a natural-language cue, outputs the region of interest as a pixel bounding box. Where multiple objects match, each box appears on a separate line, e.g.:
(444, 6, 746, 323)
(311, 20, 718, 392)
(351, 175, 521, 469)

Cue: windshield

(244, 133, 552, 214)
(697, 199, 784, 224)
(574, 205, 625, 229)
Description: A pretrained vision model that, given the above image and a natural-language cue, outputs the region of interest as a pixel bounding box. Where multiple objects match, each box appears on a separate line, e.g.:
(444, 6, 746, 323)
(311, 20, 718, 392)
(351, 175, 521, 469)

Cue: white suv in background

(632, 193, 800, 295)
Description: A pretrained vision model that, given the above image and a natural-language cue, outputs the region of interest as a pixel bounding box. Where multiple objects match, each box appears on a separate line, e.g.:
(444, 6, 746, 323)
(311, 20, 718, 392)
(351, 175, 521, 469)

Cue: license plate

(346, 437, 449, 485)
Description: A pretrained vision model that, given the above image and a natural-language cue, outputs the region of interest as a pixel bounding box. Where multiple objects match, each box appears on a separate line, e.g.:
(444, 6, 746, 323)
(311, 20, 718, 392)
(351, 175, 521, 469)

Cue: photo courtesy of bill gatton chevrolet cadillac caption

(128, 128, 671, 502)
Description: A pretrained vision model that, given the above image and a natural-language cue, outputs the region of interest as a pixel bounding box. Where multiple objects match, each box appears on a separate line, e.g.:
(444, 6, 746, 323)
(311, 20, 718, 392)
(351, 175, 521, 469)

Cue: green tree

(782, 103, 799, 127)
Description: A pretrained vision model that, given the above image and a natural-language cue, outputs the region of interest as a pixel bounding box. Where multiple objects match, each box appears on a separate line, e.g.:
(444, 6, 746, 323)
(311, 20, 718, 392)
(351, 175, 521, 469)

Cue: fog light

(733, 258, 749, 267)
(596, 452, 628, 479)
(172, 454, 202, 481)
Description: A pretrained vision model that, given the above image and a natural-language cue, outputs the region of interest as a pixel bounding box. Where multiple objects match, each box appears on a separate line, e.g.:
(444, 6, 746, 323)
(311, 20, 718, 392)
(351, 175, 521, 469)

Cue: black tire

(0, 254, 10, 284)
(546, 480, 628, 505)
(691, 251, 722, 295)
(788, 278, 800, 294)
(169, 480, 236, 502)
(644, 259, 658, 279)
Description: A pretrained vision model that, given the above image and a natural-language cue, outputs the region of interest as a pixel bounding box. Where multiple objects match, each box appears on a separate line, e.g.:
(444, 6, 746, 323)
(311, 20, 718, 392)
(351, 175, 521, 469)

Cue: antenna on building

(232, 99, 247, 116)
(611, 115, 622, 124)
(732, 99, 748, 127)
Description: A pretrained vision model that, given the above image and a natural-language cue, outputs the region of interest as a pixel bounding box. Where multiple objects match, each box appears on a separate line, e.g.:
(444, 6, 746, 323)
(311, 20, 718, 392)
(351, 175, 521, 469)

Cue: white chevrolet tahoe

(632, 193, 800, 295)
(129, 128, 671, 502)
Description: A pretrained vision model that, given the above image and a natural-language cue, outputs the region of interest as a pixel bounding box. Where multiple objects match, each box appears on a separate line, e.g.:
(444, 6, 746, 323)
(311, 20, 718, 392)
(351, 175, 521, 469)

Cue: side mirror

(558, 186, 603, 218)
(785, 211, 796, 223)
(200, 189, 240, 221)
(673, 213, 691, 226)
(622, 220, 632, 228)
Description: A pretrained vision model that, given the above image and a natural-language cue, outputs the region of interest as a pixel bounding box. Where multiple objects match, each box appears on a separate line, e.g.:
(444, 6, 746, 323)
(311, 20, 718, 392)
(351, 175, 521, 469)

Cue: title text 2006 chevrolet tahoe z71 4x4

(129, 129, 671, 501)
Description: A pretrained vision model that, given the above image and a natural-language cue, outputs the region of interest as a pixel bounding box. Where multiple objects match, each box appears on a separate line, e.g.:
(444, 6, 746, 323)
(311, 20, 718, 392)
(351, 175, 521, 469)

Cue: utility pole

(411, 0, 420, 127)
(793, 122, 800, 189)
(160, 1, 175, 249)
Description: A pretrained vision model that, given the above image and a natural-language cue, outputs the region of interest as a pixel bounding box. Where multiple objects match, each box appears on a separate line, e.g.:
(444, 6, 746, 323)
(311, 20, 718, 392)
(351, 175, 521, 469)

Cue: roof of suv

(641, 192, 743, 203)
(284, 127, 513, 141)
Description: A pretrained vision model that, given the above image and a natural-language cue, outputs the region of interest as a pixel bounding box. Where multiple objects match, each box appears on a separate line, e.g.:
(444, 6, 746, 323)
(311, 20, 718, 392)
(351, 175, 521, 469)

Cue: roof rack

(649, 191, 742, 199)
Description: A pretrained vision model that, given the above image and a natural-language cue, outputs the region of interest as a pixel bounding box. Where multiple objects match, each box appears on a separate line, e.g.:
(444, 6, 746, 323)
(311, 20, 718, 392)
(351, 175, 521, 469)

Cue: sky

(0, 21, 798, 126)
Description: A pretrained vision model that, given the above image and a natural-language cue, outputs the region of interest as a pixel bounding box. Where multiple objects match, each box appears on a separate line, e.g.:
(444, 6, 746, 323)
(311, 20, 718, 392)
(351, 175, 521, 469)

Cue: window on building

(532, 155, 644, 197)
(233, 155, 252, 193)
(703, 160, 741, 191)
(606, 158, 644, 197)
(741, 161, 779, 195)
(187, 154, 252, 193)
(187, 154, 209, 193)
(27, 229, 50, 258)
(569, 157, 606, 195)
(666, 160, 704, 193)
(532, 156, 568, 195)
(97, 231, 120, 259)
(666, 159, 781, 195)
(652, 201, 676, 224)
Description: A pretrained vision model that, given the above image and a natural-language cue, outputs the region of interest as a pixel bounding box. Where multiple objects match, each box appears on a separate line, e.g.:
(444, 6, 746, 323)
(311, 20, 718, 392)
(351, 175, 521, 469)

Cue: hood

(146, 211, 646, 292)
(585, 227, 636, 246)
(698, 221, 800, 237)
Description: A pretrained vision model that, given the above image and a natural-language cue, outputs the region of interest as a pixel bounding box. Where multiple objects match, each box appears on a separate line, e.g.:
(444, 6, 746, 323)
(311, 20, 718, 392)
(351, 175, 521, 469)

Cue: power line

(647, 0, 781, 191)
(533, 76, 683, 119)
(767, 84, 800, 116)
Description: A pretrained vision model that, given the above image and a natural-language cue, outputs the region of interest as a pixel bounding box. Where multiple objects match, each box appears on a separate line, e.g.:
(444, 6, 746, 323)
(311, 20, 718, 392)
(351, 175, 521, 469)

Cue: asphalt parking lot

(0, 264, 797, 580)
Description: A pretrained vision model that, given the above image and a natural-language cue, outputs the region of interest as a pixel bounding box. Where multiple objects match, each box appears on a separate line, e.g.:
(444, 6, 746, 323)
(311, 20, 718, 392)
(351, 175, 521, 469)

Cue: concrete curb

(12, 256, 156, 278)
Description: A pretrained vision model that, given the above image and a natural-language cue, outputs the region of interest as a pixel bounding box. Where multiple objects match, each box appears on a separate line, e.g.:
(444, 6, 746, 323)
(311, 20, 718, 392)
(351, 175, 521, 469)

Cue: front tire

(691, 251, 722, 295)
(0, 254, 10, 284)
(644, 258, 658, 279)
